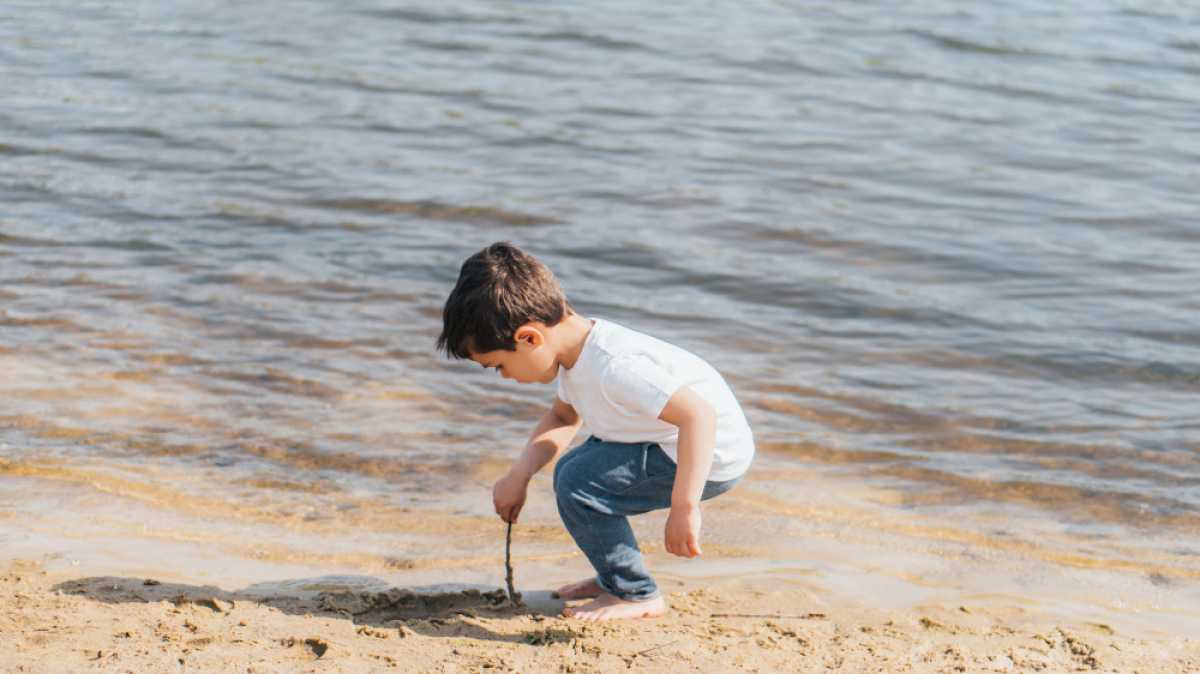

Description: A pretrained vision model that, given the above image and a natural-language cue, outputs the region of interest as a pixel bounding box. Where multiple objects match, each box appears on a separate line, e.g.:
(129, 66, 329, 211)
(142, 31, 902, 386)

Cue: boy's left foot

(561, 592, 666, 621)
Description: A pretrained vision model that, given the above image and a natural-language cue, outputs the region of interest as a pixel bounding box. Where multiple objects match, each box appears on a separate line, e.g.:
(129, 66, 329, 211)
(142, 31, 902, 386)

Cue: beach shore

(2, 555, 1197, 673)
(2, 451, 1198, 672)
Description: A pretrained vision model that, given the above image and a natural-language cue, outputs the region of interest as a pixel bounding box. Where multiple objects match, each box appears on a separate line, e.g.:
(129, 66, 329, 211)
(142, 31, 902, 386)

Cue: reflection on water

(1, 0, 1199, 615)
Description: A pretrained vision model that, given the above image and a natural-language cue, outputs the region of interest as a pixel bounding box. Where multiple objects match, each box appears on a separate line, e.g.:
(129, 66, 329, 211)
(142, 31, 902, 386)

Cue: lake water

(2, 0, 1198, 613)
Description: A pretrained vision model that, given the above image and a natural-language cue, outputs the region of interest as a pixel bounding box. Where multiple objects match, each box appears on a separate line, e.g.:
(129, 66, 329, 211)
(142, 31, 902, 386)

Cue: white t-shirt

(556, 318, 754, 482)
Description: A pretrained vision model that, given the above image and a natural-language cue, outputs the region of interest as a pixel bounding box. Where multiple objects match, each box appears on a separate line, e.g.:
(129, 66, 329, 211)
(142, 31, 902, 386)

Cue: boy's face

(469, 324, 559, 384)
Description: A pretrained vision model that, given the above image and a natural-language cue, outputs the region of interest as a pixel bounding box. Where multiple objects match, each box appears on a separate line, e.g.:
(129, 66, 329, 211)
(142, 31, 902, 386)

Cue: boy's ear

(514, 324, 544, 347)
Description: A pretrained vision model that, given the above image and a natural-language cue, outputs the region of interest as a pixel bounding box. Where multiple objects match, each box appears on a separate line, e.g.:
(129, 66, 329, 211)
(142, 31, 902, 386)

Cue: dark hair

(436, 242, 570, 359)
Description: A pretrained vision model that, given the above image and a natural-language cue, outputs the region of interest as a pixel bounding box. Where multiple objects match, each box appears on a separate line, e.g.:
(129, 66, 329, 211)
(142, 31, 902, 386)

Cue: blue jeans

(552, 436, 744, 602)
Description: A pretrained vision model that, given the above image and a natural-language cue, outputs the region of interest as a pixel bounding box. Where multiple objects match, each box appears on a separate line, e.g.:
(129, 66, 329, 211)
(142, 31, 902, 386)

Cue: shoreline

(2, 555, 1196, 673)
(2, 451, 1198, 671)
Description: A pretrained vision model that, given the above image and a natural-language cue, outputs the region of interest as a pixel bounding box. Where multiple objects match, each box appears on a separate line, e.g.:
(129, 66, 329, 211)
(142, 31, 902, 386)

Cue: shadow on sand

(51, 573, 568, 647)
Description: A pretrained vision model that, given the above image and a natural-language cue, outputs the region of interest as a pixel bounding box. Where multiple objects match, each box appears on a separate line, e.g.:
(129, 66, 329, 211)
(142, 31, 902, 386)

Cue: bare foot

(561, 593, 666, 621)
(551, 578, 603, 600)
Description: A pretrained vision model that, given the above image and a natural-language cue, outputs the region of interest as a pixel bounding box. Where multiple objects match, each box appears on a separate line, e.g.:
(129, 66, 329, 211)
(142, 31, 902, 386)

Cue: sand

(2, 556, 1197, 673)
(2, 450, 1198, 673)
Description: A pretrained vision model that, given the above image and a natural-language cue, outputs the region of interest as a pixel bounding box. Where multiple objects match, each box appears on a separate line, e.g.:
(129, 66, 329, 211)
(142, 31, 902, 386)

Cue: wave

(309, 198, 561, 226)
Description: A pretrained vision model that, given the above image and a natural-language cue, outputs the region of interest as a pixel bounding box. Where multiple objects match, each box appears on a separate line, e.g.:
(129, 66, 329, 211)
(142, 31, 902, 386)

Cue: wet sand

(2, 452, 1198, 672)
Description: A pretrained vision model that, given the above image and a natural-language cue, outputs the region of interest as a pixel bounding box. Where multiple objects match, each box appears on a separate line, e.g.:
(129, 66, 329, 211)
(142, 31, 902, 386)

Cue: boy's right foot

(561, 592, 667, 621)
(551, 578, 603, 600)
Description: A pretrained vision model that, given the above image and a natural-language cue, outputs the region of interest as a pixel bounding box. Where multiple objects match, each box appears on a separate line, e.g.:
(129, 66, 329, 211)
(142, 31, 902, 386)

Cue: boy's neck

(554, 314, 594, 371)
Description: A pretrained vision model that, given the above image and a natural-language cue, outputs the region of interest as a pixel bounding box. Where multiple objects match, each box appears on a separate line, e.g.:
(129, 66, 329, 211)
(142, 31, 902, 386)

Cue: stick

(710, 612, 826, 619)
(505, 521, 524, 607)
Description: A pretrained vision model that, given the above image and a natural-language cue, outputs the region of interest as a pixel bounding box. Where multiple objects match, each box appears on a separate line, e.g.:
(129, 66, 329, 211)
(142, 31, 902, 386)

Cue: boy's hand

(492, 470, 529, 523)
(664, 504, 702, 558)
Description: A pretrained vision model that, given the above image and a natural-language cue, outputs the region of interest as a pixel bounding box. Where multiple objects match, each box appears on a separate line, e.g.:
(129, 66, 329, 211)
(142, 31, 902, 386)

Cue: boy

(436, 242, 754, 621)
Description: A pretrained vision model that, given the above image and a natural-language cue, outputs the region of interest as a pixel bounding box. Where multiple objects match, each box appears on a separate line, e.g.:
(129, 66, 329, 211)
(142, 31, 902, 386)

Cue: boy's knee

(555, 458, 601, 517)
(553, 454, 578, 497)
(552, 456, 565, 492)
(552, 442, 588, 493)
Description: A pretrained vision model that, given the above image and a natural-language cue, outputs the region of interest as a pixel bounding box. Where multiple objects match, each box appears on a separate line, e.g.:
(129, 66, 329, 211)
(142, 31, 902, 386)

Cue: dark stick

(505, 521, 524, 607)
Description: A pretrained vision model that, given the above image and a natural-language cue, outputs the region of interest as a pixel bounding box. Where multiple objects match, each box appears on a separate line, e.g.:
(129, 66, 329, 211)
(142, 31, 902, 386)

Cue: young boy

(437, 242, 754, 621)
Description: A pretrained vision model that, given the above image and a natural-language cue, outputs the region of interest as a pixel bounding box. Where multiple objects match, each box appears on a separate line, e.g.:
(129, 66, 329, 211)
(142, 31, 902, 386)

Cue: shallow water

(2, 0, 1199, 618)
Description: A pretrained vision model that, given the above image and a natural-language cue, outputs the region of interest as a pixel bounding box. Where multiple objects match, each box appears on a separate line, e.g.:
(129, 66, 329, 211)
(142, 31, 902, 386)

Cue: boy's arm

(512, 397, 581, 481)
(658, 386, 717, 558)
(493, 397, 582, 522)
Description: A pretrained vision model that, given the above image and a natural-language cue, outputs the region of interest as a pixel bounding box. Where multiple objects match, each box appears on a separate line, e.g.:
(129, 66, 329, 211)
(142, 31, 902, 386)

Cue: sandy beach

(2, 555, 1197, 673)
(2, 451, 1197, 673)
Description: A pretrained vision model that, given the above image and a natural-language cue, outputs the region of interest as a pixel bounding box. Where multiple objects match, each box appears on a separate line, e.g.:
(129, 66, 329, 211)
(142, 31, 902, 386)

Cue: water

(2, 0, 1199, 593)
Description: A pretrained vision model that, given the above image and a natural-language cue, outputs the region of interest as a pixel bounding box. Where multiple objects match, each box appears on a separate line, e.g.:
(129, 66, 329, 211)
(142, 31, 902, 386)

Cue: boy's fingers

(494, 500, 522, 522)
